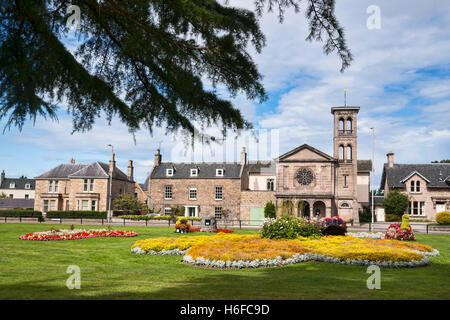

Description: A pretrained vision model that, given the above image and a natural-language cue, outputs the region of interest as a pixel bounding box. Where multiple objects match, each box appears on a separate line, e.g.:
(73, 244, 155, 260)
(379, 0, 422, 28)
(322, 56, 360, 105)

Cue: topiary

(260, 216, 321, 239)
(175, 217, 191, 233)
(436, 211, 450, 225)
(264, 201, 276, 218)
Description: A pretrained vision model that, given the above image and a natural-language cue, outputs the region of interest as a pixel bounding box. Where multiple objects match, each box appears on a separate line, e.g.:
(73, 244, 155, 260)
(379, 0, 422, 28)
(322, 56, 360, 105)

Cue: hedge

(117, 215, 202, 221)
(0, 210, 42, 217)
(46, 211, 107, 219)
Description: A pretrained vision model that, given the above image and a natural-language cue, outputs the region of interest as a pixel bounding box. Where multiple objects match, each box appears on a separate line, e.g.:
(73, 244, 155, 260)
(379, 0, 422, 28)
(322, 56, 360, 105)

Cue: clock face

(295, 168, 314, 185)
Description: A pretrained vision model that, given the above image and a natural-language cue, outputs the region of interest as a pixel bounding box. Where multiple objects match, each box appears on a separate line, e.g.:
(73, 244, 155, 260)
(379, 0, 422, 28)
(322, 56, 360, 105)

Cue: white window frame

(25, 183, 30, 189)
(91, 200, 97, 211)
(215, 207, 222, 219)
(164, 207, 172, 215)
(166, 168, 174, 177)
(81, 200, 89, 211)
(9, 183, 15, 188)
(43, 200, 49, 212)
(215, 186, 223, 200)
(25, 194, 29, 199)
(267, 179, 274, 191)
(190, 168, 198, 177)
(54, 180, 58, 193)
(189, 187, 197, 200)
(89, 179, 94, 192)
(216, 169, 224, 177)
(48, 181, 53, 193)
(83, 179, 89, 192)
(164, 186, 173, 200)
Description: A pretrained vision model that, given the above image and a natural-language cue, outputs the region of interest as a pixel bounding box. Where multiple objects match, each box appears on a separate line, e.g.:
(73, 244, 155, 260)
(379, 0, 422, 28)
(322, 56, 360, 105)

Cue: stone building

(147, 106, 372, 223)
(380, 152, 450, 221)
(0, 170, 35, 200)
(34, 155, 135, 213)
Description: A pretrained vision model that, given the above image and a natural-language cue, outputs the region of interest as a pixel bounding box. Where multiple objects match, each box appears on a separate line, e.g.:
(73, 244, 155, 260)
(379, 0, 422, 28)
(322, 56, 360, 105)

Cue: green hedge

(117, 215, 202, 221)
(46, 211, 107, 219)
(0, 210, 42, 217)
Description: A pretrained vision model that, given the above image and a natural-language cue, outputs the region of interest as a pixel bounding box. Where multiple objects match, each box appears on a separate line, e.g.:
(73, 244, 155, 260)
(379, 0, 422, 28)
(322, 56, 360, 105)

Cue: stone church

(147, 106, 372, 224)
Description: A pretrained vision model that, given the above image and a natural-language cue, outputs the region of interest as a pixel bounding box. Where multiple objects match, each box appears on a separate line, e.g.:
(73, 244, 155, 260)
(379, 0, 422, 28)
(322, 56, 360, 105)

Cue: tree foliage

(0, 0, 352, 135)
(383, 190, 409, 217)
(113, 193, 146, 213)
(431, 160, 450, 163)
(264, 200, 276, 218)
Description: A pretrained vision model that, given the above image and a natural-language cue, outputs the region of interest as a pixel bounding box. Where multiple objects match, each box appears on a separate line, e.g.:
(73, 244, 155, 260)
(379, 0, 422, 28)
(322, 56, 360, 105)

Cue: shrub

(0, 210, 42, 217)
(175, 217, 191, 233)
(319, 216, 347, 236)
(113, 193, 147, 214)
(264, 201, 276, 218)
(383, 190, 409, 217)
(260, 216, 321, 239)
(385, 214, 401, 222)
(436, 211, 450, 225)
(46, 211, 107, 219)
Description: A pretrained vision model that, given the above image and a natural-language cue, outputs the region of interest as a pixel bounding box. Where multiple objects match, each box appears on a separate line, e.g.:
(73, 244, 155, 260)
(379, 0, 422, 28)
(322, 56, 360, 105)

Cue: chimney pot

(387, 151, 394, 168)
(154, 149, 162, 167)
(127, 160, 134, 181)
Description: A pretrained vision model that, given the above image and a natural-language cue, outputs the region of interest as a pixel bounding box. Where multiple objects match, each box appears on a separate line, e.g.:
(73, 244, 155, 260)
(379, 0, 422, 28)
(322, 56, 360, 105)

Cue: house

(147, 106, 372, 223)
(0, 170, 35, 200)
(34, 155, 135, 213)
(380, 152, 450, 221)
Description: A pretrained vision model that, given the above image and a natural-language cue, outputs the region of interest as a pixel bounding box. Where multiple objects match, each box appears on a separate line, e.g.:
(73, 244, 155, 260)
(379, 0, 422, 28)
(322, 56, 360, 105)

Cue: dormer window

(190, 168, 198, 177)
(166, 168, 174, 177)
(9, 183, 15, 188)
(25, 183, 30, 189)
(216, 169, 224, 177)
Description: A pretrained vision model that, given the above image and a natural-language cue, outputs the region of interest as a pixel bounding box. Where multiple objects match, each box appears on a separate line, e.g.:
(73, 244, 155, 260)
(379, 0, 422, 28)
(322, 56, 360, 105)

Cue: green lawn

(0, 223, 449, 300)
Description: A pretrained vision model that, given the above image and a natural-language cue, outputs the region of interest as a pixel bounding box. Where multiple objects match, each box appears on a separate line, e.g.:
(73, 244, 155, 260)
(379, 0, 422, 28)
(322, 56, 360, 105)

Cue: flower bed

(347, 232, 385, 239)
(190, 228, 234, 233)
(20, 229, 137, 241)
(131, 234, 439, 269)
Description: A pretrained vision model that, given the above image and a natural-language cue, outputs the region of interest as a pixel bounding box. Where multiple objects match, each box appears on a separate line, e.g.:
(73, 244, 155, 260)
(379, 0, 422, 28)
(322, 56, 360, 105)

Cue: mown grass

(0, 223, 449, 300)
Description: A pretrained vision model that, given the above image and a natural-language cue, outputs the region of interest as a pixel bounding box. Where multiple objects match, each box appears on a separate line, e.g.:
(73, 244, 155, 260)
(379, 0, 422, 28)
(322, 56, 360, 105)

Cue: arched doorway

(297, 200, 310, 219)
(313, 201, 326, 219)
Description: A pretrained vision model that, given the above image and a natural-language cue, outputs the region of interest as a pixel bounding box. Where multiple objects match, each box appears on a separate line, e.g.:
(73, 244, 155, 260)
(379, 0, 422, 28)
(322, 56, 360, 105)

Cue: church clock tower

(331, 106, 360, 222)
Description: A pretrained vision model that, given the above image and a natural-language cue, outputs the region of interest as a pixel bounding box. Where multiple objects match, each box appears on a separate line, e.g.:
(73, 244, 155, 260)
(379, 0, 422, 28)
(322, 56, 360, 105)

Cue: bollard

(123, 218, 126, 226)
(239, 220, 242, 229)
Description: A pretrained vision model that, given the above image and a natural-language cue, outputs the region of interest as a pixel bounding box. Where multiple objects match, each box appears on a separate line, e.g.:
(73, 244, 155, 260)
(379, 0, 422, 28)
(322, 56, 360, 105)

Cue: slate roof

(381, 163, 450, 189)
(150, 163, 242, 179)
(139, 183, 148, 191)
(357, 160, 372, 172)
(277, 144, 335, 161)
(0, 198, 34, 209)
(246, 161, 276, 174)
(0, 178, 35, 190)
(35, 162, 131, 181)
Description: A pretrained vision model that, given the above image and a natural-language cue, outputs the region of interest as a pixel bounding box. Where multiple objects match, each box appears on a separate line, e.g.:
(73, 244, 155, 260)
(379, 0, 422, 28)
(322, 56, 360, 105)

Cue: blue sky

(1, 0, 449, 188)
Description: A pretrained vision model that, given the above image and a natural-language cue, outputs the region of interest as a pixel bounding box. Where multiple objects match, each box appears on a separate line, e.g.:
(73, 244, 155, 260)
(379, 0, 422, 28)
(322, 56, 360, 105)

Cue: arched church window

(346, 118, 352, 132)
(341, 202, 350, 208)
(346, 145, 352, 160)
(339, 145, 344, 160)
(339, 118, 344, 133)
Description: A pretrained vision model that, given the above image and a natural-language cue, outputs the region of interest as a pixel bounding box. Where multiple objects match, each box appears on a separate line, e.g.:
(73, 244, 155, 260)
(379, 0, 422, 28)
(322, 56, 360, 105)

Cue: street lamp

(107, 144, 113, 224)
(370, 127, 375, 226)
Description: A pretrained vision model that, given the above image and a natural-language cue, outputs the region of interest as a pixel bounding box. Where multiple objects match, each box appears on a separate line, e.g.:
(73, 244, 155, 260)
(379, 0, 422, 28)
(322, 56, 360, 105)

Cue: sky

(0, 0, 449, 188)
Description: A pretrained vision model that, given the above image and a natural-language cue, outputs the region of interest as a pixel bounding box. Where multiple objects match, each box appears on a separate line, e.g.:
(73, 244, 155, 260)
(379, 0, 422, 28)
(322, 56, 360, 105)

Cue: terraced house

(34, 155, 135, 213)
(148, 106, 373, 224)
(380, 152, 450, 221)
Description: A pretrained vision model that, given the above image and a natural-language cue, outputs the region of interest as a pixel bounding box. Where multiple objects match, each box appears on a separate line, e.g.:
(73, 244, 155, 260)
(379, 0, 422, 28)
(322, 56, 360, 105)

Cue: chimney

(154, 149, 161, 167)
(127, 160, 134, 181)
(1, 170, 4, 184)
(387, 151, 394, 168)
(240, 147, 247, 165)
(109, 152, 116, 174)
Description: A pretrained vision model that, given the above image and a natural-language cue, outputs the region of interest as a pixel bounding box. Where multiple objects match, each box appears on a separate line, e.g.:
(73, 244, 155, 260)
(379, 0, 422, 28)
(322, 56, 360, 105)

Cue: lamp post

(370, 127, 375, 225)
(107, 144, 113, 224)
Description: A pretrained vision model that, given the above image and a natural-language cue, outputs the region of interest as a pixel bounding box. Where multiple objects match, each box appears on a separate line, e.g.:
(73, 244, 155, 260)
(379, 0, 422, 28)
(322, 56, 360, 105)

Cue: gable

(400, 171, 430, 184)
(278, 144, 333, 162)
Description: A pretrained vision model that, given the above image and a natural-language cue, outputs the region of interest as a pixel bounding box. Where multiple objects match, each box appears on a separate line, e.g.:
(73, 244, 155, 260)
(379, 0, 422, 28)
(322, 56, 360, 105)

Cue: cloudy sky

(1, 0, 449, 188)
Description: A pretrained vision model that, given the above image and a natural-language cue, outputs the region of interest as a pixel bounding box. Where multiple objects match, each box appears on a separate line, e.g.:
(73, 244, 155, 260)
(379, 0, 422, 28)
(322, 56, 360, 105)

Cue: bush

(46, 211, 107, 219)
(113, 193, 147, 214)
(385, 222, 415, 241)
(175, 217, 191, 233)
(319, 216, 347, 236)
(0, 210, 42, 217)
(261, 216, 321, 239)
(436, 211, 450, 225)
(383, 190, 409, 217)
(385, 214, 401, 222)
(264, 201, 276, 218)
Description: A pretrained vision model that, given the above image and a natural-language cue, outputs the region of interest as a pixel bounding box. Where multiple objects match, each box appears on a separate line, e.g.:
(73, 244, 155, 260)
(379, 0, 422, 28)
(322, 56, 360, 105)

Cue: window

(66, 200, 70, 210)
(83, 179, 89, 192)
(164, 207, 171, 215)
(25, 183, 30, 189)
(190, 168, 198, 177)
(76, 200, 80, 210)
(9, 194, 13, 199)
(44, 199, 56, 211)
(9, 183, 15, 188)
(48, 181, 53, 193)
(189, 187, 197, 200)
(25, 194, 29, 199)
(339, 145, 344, 160)
(216, 169, 224, 177)
(408, 201, 425, 216)
(346, 145, 352, 161)
(81, 200, 89, 211)
(267, 179, 274, 191)
(346, 118, 352, 132)
(343, 174, 348, 188)
(164, 186, 172, 200)
(215, 186, 223, 200)
(410, 181, 415, 192)
(339, 118, 345, 132)
(416, 181, 421, 192)
(89, 179, 94, 192)
(50, 200, 56, 211)
(91, 200, 97, 211)
(166, 168, 174, 176)
(215, 207, 222, 219)
(341, 202, 350, 208)
(43, 200, 49, 212)
(54, 181, 58, 193)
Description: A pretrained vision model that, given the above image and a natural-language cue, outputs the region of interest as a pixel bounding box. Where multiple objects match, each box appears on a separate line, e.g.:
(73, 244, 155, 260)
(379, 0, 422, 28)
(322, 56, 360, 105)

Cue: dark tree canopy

(0, 0, 352, 135)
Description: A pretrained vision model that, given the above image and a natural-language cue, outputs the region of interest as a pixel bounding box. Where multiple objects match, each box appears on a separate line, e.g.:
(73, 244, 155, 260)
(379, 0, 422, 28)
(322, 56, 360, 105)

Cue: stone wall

(240, 190, 276, 220)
